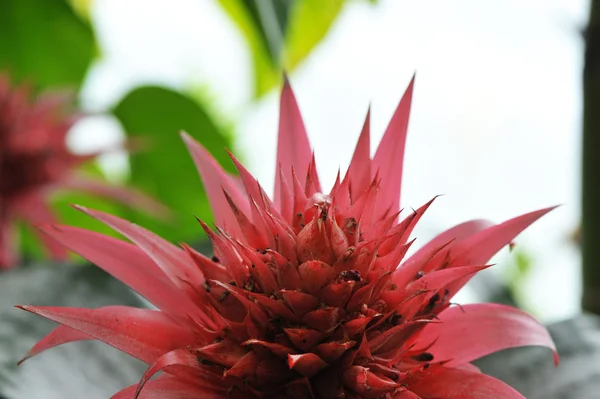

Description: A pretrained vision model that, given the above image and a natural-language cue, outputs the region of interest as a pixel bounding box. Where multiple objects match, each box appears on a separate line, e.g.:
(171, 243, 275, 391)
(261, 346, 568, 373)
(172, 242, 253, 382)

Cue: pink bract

(18, 77, 558, 398)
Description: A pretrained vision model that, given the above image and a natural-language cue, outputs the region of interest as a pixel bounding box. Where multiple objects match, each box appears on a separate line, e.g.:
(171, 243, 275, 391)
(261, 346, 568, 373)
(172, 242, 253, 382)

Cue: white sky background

(76, 0, 590, 322)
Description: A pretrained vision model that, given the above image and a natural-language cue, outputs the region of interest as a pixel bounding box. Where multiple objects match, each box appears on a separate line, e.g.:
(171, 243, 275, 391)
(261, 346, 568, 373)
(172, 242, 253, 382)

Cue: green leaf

(0, 0, 96, 89)
(217, 0, 283, 96)
(514, 250, 534, 276)
(113, 86, 235, 243)
(284, 0, 344, 70)
(218, 0, 345, 96)
(66, 0, 95, 21)
(505, 248, 534, 282)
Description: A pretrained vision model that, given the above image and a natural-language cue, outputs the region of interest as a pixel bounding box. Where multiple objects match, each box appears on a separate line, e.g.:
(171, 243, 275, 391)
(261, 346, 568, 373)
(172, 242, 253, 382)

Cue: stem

(582, 0, 600, 315)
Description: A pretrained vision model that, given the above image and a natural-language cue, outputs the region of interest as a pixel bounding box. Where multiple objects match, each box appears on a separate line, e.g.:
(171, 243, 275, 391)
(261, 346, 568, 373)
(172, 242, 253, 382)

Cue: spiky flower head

(0, 74, 164, 269)
(19, 78, 558, 398)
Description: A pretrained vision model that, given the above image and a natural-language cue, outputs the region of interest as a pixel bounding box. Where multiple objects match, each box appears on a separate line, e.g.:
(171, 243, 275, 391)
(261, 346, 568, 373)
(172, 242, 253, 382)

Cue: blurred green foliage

(503, 248, 538, 315)
(219, 0, 345, 96)
(0, 0, 96, 90)
(113, 86, 235, 243)
(66, 0, 94, 21)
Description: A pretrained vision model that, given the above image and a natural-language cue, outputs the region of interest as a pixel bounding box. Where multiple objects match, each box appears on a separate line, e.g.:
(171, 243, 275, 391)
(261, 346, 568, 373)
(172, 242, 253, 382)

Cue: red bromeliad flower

(18, 78, 558, 398)
(0, 74, 165, 269)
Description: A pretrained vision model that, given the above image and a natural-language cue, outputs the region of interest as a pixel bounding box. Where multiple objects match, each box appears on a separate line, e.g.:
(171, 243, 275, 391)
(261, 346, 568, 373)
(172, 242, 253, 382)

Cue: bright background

(72, 0, 588, 322)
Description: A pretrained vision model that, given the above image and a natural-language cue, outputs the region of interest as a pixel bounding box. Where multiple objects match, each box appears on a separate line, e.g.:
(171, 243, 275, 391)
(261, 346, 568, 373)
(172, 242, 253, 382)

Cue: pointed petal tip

(16, 345, 39, 366)
(286, 353, 296, 368)
(179, 131, 204, 154)
(532, 204, 560, 213)
(194, 216, 212, 233)
(226, 149, 244, 170)
(16, 355, 30, 366)
(70, 204, 88, 213)
(179, 132, 196, 151)
(221, 187, 233, 201)
(179, 130, 192, 141)
(518, 205, 559, 222)
(15, 304, 44, 316)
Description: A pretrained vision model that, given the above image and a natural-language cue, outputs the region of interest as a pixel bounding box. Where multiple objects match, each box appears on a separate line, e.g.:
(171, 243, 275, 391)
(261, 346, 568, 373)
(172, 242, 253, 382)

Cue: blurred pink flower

(0, 74, 165, 269)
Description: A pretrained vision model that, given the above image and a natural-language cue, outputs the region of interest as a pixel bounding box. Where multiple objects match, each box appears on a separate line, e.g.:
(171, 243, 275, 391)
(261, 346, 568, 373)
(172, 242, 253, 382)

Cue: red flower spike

(18, 324, 92, 365)
(304, 154, 322, 197)
(182, 243, 231, 283)
(133, 348, 212, 399)
(16, 305, 198, 364)
(277, 165, 295, 223)
(275, 76, 312, 209)
(313, 340, 356, 363)
(0, 76, 164, 269)
(288, 353, 329, 377)
(244, 339, 297, 359)
(19, 77, 558, 398)
(38, 225, 199, 319)
(181, 132, 246, 239)
(371, 75, 415, 221)
(284, 328, 325, 352)
(344, 107, 372, 202)
(418, 303, 559, 366)
(342, 365, 401, 398)
(401, 219, 494, 277)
